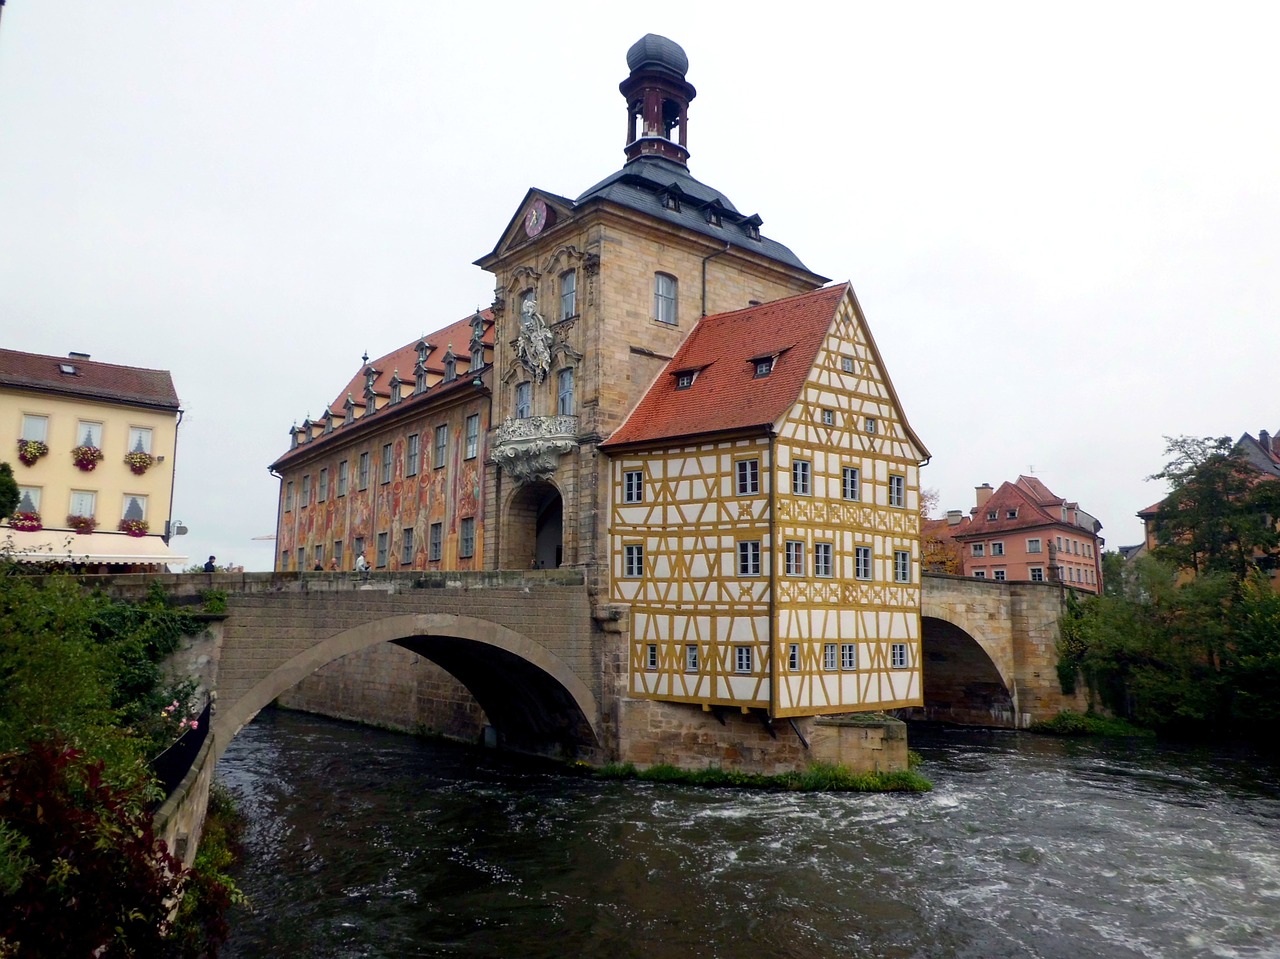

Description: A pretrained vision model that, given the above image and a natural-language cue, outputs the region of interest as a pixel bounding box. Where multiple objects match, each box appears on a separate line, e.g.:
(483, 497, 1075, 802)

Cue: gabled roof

(954, 476, 1101, 540)
(0, 348, 179, 411)
(1238, 431, 1280, 478)
(602, 283, 930, 452)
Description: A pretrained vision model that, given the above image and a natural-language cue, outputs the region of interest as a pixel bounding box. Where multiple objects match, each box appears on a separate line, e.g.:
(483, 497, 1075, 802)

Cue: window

(974, 570, 987, 579)
(380, 444, 393, 484)
(654, 273, 677, 324)
(121, 494, 147, 522)
(738, 541, 761, 576)
(465, 415, 480, 460)
(987, 511, 998, 521)
(889, 474, 905, 508)
(865, 417, 877, 434)
(515, 382, 531, 419)
(301, 474, 311, 506)
(353, 536, 364, 563)
(1027, 538, 1042, 554)
(406, 434, 419, 477)
(1006, 509, 1018, 519)
(314, 545, 324, 568)
(1030, 566, 1044, 582)
(647, 645, 658, 670)
(557, 368, 574, 415)
(841, 356, 854, 373)
(736, 459, 759, 495)
(471, 346, 485, 371)
(560, 269, 577, 319)
(821, 409, 834, 426)
(814, 542, 833, 578)
(823, 644, 838, 670)
(788, 644, 800, 671)
(855, 545, 872, 580)
(318, 469, 329, 502)
(358, 452, 370, 490)
(16, 486, 40, 512)
(754, 358, 774, 377)
(1056, 536, 1063, 550)
(1073, 540, 1080, 554)
(280, 550, 290, 570)
(991, 542, 1005, 556)
(894, 550, 911, 583)
(685, 644, 699, 672)
(623, 470, 644, 504)
(792, 460, 811, 495)
(429, 523, 443, 562)
(401, 528, 414, 566)
(971, 543, 985, 557)
(338, 460, 349, 496)
(459, 517, 475, 558)
(624, 544, 644, 577)
(841, 643, 857, 670)
(444, 355, 457, 382)
(434, 425, 448, 468)
(334, 541, 344, 569)
(891, 643, 908, 669)
(842, 467, 860, 501)
(21, 414, 48, 442)
(994, 569, 1007, 581)
(735, 646, 752, 674)
(676, 371, 695, 390)
(127, 427, 152, 454)
(285, 481, 294, 511)
(785, 540, 805, 576)
(376, 532, 389, 568)
(75, 420, 103, 448)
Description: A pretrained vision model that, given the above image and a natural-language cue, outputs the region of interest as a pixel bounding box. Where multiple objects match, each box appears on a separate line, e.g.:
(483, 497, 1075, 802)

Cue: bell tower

(620, 34, 696, 166)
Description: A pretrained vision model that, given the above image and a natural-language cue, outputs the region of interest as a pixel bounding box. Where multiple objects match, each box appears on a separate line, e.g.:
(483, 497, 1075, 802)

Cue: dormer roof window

(343, 394, 356, 425)
(289, 424, 299, 449)
(750, 354, 777, 378)
(742, 213, 762, 241)
(388, 372, 403, 405)
(443, 350, 457, 382)
(987, 510, 998, 521)
(1006, 509, 1018, 519)
(414, 360, 428, 395)
(659, 184, 684, 212)
(323, 410, 335, 434)
(674, 370, 697, 390)
(59, 363, 77, 375)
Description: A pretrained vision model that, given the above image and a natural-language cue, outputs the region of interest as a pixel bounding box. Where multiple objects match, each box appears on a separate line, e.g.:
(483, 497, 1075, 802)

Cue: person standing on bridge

(203, 555, 216, 572)
(354, 551, 368, 580)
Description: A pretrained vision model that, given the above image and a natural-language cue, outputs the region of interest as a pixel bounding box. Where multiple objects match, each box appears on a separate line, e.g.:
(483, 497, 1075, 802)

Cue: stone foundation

(615, 698, 908, 775)
(274, 642, 488, 743)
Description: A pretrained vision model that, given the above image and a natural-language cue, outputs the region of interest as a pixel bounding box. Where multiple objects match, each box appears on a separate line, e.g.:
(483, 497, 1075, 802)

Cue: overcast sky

(2, 3, 1277, 570)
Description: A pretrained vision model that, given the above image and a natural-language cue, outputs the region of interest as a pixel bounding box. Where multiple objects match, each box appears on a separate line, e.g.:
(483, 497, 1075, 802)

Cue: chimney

(68, 351, 91, 359)
(975, 483, 994, 510)
(946, 509, 964, 526)
(1260, 430, 1272, 454)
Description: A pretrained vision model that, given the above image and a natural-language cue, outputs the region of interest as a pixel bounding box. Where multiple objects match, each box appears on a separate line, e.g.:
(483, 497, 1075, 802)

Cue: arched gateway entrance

(502, 481, 563, 569)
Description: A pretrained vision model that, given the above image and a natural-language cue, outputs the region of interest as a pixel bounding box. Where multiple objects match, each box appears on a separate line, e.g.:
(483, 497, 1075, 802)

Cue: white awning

(1, 528, 189, 566)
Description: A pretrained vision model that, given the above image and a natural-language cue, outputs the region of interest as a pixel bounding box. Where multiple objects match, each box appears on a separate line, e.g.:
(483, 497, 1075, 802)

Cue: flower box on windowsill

(118, 518, 149, 537)
(124, 451, 154, 475)
(71, 445, 104, 471)
(9, 511, 42, 532)
(67, 514, 97, 534)
(17, 439, 49, 467)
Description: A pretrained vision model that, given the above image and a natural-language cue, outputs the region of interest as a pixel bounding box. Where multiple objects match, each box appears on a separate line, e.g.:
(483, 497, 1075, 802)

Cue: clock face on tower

(523, 199, 549, 237)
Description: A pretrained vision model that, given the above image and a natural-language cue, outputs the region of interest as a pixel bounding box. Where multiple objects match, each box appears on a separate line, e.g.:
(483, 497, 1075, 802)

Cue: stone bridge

(916, 573, 1089, 727)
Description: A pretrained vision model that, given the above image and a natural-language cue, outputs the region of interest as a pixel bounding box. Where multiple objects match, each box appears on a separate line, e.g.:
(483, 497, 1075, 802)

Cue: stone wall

(152, 735, 215, 869)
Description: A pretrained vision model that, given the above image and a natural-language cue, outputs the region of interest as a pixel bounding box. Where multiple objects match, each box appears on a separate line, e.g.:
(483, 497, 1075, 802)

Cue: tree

(1148, 435, 1280, 577)
(0, 463, 18, 521)
(919, 487, 963, 574)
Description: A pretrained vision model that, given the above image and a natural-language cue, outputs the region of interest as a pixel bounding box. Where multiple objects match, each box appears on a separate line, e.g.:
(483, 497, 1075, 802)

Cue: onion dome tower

(620, 34, 697, 166)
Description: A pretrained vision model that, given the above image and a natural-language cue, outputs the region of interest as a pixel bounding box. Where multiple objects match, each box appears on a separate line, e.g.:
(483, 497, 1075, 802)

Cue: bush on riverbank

(1028, 710, 1154, 738)
(596, 761, 932, 793)
(169, 781, 248, 956)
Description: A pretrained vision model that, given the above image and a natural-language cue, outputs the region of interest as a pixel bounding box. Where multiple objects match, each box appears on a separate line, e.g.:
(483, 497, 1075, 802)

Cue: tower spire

(620, 34, 696, 167)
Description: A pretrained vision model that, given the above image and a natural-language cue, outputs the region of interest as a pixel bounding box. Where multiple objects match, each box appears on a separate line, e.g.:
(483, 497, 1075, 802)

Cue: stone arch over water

(918, 601, 1017, 727)
(213, 612, 602, 761)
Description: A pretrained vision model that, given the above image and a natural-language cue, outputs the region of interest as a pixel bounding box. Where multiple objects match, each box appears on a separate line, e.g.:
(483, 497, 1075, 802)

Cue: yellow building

(1, 348, 186, 569)
(602, 284, 929, 718)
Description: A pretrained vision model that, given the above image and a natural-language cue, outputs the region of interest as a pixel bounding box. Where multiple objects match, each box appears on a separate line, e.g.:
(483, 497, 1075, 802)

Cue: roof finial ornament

(362, 350, 369, 365)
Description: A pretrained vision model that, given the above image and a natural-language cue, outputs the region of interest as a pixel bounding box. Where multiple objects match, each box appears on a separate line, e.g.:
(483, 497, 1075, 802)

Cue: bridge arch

(919, 595, 1018, 727)
(213, 611, 601, 762)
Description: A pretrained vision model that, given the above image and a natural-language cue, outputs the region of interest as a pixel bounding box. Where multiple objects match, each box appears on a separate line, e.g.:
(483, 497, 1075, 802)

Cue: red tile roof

(0, 348, 179, 410)
(953, 476, 1098, 541)
(602, 284, 850, 448)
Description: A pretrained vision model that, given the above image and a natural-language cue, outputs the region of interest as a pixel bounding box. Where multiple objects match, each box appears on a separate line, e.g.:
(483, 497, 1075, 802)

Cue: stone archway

(502, 480, 564, 570)
(212, 612, 601, 762)
(915, 616, 1017, 726)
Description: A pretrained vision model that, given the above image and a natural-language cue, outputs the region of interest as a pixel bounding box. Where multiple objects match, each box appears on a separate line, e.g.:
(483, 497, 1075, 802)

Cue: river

(216, 709, 1280, 959)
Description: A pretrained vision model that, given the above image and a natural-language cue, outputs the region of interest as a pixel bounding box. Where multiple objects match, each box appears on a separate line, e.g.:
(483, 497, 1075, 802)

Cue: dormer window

(704, 201, 724, 227)
(471, 346, 485, 371)
(742, 214, 762, 241)
(415, 360, 428, 395)
(754, 357, 774, 378)
(324, 412, 334, 434)
(675, 371, 696, 390)
(444, 355, 457, 382)
(1006, 509, 1018, 519)
(388, 375, 403, 405)
(987, 510, 997, 521)
(659, 185, 683, 212)
(290, 426, 299, 450)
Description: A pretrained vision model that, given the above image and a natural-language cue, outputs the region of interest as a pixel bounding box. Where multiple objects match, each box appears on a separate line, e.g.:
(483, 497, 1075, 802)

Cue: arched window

(654, 273, 677, 324)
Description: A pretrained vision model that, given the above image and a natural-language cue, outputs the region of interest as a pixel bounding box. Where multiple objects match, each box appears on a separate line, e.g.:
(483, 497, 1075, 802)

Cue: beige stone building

(0, 347, 186, 569)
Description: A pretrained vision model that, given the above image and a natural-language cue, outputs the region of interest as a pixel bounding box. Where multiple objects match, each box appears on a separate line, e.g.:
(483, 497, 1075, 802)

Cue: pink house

(945, 476, 1104, 592)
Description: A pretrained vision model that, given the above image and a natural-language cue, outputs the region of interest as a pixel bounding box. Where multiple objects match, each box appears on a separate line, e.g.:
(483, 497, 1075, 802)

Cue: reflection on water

(218, 710, 1280, 959)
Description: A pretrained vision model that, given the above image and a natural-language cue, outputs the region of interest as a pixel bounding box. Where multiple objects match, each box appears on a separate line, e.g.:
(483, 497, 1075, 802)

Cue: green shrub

(595, 760, 931, 793)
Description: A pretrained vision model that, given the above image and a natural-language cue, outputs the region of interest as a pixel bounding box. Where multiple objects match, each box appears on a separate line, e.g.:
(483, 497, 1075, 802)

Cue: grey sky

(2, 2, 1277, 569)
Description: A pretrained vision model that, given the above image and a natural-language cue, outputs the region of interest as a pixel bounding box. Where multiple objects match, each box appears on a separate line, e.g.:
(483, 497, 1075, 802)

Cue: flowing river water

(217, 709, 1280, 959)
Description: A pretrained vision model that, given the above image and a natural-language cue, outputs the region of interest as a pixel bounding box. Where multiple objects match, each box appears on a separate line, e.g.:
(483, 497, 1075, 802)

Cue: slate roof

(601, 283, 851, 449)
(0, 348, 179, 411)
(575, 156, 819, 276)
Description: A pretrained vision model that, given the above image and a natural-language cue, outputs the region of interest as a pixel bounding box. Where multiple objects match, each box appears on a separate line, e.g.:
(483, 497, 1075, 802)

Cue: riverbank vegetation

(1028, 711, 1154, 738)
(1055, 436, 1280, 738)
(596, 759, 932, 793)
(0, 568, 237, 956)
